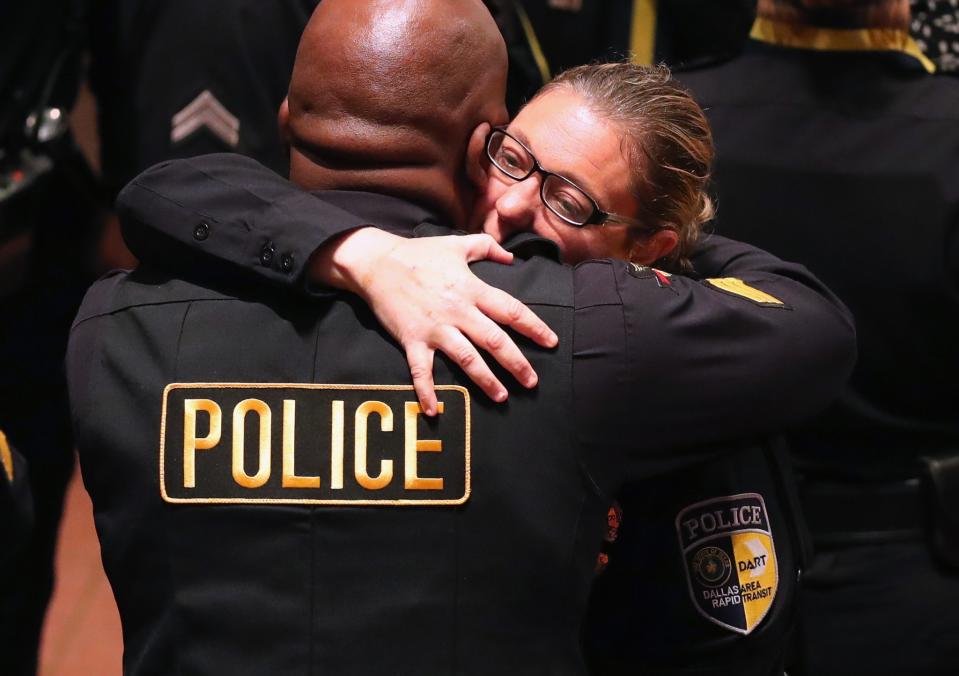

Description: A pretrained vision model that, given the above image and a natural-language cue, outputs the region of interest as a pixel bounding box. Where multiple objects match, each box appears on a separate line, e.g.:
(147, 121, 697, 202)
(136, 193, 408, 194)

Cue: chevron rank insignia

(676, 493, 779, 635)
(170, 90, 240, 148)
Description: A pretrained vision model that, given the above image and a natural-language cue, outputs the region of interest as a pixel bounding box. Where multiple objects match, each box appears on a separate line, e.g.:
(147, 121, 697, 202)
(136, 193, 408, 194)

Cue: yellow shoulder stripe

(0, 429, 13, 482)
(706, 277, 784, 306)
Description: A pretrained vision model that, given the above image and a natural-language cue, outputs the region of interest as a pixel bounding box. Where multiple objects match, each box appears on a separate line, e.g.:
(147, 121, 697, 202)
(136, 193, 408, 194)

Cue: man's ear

(466, 122, 491, 189)
(630, 229, 679, 265)
(278, 97, 291, 146)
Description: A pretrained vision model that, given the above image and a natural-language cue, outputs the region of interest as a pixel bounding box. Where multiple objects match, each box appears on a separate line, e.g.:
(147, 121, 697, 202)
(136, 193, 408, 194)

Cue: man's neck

(288, 148, 465, 229)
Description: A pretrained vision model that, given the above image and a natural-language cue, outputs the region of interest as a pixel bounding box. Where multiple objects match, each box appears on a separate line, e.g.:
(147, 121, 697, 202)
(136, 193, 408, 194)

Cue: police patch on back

(676, 493, 778, 635)
(160, 384, 470, 505)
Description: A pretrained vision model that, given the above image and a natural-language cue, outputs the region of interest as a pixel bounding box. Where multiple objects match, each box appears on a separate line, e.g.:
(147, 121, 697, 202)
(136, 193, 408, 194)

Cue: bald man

(68, 1, 854, 674)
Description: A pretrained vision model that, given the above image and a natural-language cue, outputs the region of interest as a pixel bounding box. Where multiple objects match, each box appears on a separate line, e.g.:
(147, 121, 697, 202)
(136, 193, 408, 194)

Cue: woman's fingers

(461, 233, 514, 265)
(356, 234, 560, 409)
(474, 284, 558, 349)
(430, 325, 508, 405)
(407, 344, 439, 416)
(461, 308, 538, 388)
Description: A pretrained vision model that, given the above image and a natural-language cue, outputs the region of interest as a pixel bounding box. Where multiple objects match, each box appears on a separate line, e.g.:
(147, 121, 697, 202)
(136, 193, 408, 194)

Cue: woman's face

(471, 88, 641, 264)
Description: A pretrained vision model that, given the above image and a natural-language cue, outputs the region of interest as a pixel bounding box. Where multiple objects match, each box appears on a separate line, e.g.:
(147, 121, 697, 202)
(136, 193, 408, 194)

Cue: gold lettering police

(182, 398, 444, 492)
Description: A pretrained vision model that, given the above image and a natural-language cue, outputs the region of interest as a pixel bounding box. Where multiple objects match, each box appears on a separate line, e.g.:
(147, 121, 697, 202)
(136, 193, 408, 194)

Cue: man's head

(281, 0, 508, 228)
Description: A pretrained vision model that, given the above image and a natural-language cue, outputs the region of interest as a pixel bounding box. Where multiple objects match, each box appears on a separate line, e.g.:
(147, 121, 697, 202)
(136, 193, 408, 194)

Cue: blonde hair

(537, 62, 714, 272)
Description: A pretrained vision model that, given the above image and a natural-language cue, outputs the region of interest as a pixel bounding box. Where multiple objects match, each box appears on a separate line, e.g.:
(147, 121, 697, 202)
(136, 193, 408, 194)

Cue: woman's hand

(310, 227, 558, 415)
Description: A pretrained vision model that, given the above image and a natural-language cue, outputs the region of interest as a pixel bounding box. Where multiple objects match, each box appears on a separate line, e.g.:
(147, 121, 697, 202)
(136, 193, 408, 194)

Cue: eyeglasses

(485, 127, 647, 229)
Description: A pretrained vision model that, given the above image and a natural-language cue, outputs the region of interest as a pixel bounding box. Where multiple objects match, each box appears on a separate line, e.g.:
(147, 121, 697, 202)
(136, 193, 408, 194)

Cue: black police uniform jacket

(71, 163, 853, 675)
(679, 25, 959, 482)
(677, 20, 959, 676)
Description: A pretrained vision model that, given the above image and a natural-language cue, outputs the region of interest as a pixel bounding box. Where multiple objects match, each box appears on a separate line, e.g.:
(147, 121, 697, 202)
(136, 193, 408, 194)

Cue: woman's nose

(494, 177, 541, 234)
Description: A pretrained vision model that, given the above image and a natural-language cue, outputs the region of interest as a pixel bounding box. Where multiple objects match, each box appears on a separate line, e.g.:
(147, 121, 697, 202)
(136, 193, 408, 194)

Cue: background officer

(0, 430, 34, 664)
(88, 0, 543, 201)
(514, 0, 756, 76)
(678, 0, 959, 673)
(1, 1, 103, 672)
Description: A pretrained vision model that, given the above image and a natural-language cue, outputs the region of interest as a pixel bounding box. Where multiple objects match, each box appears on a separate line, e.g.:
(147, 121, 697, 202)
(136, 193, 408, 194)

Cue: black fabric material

(71, 203, 589, 675)
(89, 0, 317, 195)
(799, 478, 925, 543)
(0, 152, 98, 676)
(0, 0, 86, 148)
(922, 455, 959, 569)
(681, 41, 959, 676)
(586, 442, 802, 676)
(513, 0, 755, 75)
(0, 443, 36, 675)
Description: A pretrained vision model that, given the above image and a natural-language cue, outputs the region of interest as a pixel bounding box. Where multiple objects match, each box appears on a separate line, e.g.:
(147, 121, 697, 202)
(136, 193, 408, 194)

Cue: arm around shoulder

(116, 153, 373, 292)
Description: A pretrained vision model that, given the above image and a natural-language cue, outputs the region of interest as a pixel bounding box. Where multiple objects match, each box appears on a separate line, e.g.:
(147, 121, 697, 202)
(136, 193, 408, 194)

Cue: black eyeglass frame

(485, 127, 648, 229)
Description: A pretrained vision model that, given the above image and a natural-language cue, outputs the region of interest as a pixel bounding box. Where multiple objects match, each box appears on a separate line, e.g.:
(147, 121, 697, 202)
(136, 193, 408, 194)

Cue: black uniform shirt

(680, 33, 959, 479)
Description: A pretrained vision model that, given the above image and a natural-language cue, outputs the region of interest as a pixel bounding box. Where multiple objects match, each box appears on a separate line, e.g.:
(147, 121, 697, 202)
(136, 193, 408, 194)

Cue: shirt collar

(749, 16, 936, 74)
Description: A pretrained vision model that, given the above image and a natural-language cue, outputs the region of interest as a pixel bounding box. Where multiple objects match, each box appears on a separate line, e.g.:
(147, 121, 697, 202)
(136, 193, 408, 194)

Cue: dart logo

(676, 493, 778, 634)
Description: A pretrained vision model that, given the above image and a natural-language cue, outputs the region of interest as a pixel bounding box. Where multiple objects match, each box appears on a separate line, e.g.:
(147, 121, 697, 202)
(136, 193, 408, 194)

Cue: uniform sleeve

(573, 236, 857, 488)
(117, 154, 374, 293)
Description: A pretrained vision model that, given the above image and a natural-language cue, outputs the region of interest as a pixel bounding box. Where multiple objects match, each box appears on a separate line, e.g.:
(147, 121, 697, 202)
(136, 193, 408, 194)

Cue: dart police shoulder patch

(676, 493, 778, 635)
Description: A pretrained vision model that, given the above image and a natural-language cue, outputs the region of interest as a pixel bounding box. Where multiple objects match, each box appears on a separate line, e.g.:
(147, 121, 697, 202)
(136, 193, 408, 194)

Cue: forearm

(116, 153, 373, 293)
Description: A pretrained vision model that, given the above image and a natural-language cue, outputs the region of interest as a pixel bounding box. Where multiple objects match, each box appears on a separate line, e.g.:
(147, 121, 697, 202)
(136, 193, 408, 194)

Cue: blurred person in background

(679, 0, 959, 673)
(0, 430, 34, 669)
(0, 2, 103, 673)
(513, 0, 756, 76)
(911, 0, 959, 74)
(88, 0, 544, 202)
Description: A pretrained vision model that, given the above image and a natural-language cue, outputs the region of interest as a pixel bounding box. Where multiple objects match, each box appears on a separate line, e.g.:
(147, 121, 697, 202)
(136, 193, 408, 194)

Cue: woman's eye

(552, 192, 588, 219)
(496, 149, 523, 170)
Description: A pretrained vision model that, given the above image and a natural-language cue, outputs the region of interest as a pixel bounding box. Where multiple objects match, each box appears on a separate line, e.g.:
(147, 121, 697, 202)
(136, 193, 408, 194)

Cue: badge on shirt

(676, 493, 779, 634)
(627, 263, 676, 291)
(160, 383, 470, 506)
